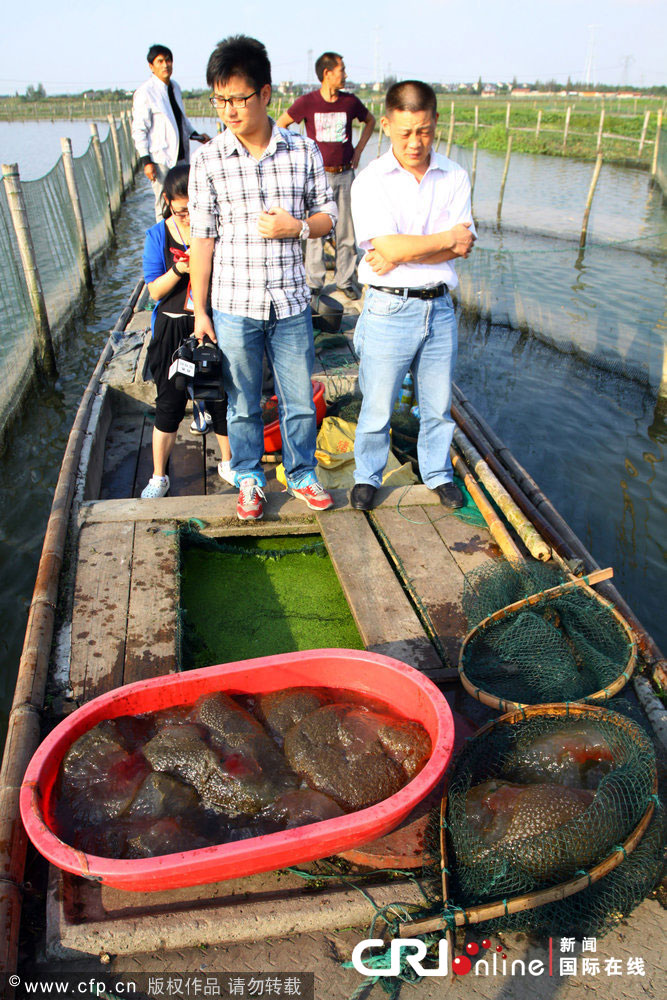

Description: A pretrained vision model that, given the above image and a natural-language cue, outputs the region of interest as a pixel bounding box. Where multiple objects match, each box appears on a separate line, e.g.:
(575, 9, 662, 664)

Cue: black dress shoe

(350, 483, 377, 510)
(434, 482, 464, 509)
(339, 283, 361, 301)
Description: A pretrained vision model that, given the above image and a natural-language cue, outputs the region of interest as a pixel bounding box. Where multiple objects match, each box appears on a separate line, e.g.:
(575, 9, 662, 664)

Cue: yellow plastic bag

(276, 416, 417, 490)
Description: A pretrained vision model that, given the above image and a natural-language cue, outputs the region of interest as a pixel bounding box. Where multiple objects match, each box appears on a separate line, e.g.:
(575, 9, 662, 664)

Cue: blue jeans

(353, 288, 457, 489)
(212, 305, 317, 488)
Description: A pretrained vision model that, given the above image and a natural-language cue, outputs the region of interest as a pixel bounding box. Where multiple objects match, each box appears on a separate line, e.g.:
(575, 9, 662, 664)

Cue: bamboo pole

(535, 108, 542, 137)
(107, 114, 124, 203)
(505, 101, 511, 130)
(474, 105, 479, 134)
(450, 447, 524, 565)
(90, 122, 114, 236)
(435, 128, 443, 152)
(453, 427, 551, 561)
(446, 102, 455, 157)
(562, 106, 571, 150)
(650, 109, 662, 178)
(1, 163, 57, 378)
(60, 137, 92, 292)
(596, 108, 605, 152)
(376, 121, 383, 156)
(496, 134, 512, 222)
(580, 153, 603, 249)
(638, 110, 650, 157)
(470, 140, 478, 202)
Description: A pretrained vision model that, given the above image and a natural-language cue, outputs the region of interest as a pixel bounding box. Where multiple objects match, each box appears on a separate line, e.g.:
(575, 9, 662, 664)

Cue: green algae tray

(180, 533, 363, 665)
(20, 650, 455, 892)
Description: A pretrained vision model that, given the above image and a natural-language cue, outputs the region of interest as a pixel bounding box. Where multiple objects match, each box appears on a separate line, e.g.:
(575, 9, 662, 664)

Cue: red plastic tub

(263, 380, 327, 453)
(20, 649, 454, 891)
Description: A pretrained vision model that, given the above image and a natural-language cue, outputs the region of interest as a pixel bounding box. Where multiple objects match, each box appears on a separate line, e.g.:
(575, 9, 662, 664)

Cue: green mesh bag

(445, 708, 656, 903)
(460, 562, 635, 706)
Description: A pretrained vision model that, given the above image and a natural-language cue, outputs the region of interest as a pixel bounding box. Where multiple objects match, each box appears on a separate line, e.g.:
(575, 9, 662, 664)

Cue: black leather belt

(325, 164, 353, 173)
(371, 283, 448, 300)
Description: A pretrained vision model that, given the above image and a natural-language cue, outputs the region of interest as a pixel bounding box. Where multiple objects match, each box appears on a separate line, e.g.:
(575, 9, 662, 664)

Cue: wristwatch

(299, 219, 310, 240)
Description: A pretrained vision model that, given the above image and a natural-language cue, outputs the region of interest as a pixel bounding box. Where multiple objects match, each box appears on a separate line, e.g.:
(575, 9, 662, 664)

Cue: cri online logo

(351, 937, 504, 978)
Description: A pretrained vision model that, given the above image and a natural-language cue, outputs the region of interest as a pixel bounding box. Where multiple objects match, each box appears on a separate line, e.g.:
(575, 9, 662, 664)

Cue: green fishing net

(460, 561, 635, 704)
(442, 709, 657, 908)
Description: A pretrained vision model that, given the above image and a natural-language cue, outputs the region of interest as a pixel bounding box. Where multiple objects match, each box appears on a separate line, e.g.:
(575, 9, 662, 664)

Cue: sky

(1, 0, 665, 94)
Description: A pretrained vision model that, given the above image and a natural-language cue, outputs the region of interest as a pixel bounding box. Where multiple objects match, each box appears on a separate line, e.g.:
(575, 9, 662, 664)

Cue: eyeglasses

(209, 90, 259, 109)
(170, 207, 190, 219)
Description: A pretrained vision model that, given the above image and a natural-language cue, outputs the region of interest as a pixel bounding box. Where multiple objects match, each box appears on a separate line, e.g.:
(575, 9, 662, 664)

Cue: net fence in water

(0, 117, 136, 439)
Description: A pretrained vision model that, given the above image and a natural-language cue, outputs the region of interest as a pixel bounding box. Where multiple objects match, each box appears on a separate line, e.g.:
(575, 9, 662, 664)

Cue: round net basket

(459, 564, 637, 711)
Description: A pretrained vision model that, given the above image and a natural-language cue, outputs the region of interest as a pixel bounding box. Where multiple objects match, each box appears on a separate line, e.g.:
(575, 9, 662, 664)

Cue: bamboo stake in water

(638, 110, 650, 157)
(535, 109, 542, 138)
(471, 140, 478, 202)
(1, 163, 57, 378)
(580, 153, 603, 248)
(90, 122, 114, 236)
(496, 134, 512, 222)
(474, 105, 479, 134)
(107, 114, 124, 203)
(562, 106, 571, 150)
(60, 137, 92, 292)
(446, 101, 455, 156)
(435, 128, 443, 152)
(650, 109, 662, 178)
(596, 108, 605, 152)
(505, 101, 511, 130)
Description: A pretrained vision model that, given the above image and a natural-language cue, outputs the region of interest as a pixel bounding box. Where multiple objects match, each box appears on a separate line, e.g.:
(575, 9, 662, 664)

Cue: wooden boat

(1, 282, 665, 996)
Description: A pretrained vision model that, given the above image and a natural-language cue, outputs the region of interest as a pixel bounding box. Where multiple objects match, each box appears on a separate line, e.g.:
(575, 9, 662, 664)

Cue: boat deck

(27, 294, 667, 1000)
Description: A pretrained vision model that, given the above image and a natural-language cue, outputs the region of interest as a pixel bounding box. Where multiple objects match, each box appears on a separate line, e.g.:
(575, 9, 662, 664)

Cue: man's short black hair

(315, 52, 342, 83)
(206, 35, 271, 92)
(385, 80, 437, 118)
(147, 44, 173, 64)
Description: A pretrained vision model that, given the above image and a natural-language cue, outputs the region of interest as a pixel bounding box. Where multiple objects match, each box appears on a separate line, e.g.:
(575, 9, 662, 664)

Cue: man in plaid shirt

(189, 35, 338, 521)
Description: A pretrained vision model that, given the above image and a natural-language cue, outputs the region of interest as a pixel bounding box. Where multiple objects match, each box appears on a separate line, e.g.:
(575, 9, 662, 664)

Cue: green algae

(180, 534, 363, 668)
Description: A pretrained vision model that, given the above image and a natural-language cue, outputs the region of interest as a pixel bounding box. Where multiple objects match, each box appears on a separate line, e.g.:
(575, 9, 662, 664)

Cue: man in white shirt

(349, 80, 475, 511)
(132, 44, 210, 220)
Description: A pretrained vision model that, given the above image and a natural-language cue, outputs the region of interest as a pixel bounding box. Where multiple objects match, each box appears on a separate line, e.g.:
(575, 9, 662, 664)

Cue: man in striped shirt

(189, 36, 337, 521)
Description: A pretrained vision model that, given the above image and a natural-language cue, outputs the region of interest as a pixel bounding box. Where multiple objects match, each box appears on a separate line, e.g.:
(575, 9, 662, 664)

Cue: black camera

(169, 336, 224, 401)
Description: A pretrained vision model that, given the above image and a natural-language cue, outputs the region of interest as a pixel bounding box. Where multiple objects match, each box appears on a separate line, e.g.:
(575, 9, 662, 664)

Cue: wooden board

(168, 420, 206, 496)
(123, 522, 179, 684)
(372, 507, 469, 670)
(70, 521, 135, 702)
(132, 413, 154, 499)
(425, 508, 502, 577)
(100, 413, 145, 500)
(317, 509, 445, 678)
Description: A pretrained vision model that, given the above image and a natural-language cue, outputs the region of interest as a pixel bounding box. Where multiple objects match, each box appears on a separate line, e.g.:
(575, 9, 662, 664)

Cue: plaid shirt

(188, 122, 337, 320)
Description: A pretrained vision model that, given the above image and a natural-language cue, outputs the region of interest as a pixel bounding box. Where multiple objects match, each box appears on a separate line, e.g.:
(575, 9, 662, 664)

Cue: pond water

(0, 122, 665, 742)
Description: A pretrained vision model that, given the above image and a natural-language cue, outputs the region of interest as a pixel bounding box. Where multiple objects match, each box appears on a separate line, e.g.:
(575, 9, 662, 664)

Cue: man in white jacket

(132, 44, 210, 220)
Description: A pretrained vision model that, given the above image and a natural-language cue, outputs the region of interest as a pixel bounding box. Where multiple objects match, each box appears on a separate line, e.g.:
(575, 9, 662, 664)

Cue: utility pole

(584, 25, 599, 86)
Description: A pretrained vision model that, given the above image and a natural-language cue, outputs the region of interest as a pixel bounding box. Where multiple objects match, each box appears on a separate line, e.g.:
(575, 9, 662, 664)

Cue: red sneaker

(288, 478, 334, 511)
(237, 477, 265, 521)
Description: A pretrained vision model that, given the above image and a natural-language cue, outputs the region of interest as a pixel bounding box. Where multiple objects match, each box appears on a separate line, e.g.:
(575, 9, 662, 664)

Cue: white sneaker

(217, 460, 236, 486)
(190, 405, 212, 435)
(141, 475, 169, 499)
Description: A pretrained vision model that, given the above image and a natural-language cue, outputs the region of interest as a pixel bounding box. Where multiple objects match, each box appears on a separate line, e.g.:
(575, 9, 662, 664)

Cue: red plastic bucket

(263, 381, 327, 453)
(20, 650, 454, 891)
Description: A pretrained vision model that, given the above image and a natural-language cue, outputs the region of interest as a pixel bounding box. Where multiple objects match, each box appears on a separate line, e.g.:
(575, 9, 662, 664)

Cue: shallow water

(0, 129, 665, 745)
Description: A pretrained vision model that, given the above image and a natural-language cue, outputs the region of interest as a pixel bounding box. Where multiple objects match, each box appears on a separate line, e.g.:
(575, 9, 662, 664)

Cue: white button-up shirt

(132, 75, 194, 168)
(351, 149, 475, 290)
